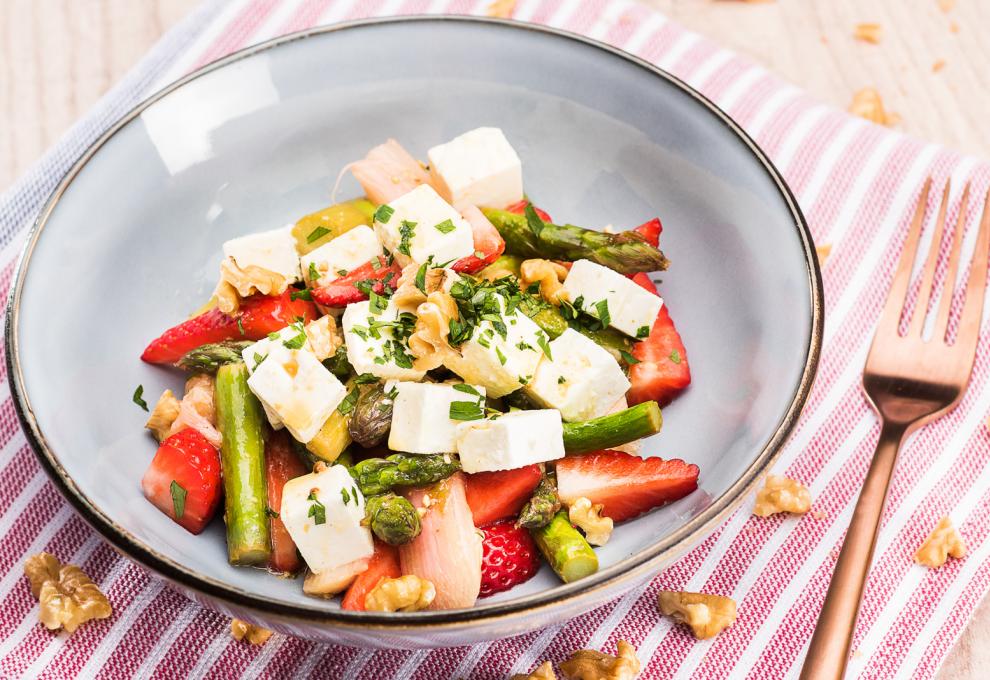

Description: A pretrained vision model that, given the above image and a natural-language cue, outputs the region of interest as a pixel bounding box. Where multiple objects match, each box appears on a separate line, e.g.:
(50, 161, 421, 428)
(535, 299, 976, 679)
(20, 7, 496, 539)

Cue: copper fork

(800, 180, 990, 680)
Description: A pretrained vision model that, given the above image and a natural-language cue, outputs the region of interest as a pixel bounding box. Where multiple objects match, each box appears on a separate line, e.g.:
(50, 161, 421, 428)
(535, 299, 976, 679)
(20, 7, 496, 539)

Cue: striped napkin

(2, 1, 989, 678)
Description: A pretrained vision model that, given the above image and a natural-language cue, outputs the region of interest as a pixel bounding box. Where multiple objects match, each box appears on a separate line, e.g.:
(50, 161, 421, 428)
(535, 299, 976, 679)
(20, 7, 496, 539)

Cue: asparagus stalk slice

(364, 493, 422, 545)
(531, 511, 598, 583)
(482, 206, 669, 274)
(215, 363, 270, 565)
(306, 410, 351, 462)
(562, 401, 662, 453)
(517, 473, 562, 530)
(519, 295, 633, 361)
(350, 453, 461, 497)
(176, 341, 252, 373)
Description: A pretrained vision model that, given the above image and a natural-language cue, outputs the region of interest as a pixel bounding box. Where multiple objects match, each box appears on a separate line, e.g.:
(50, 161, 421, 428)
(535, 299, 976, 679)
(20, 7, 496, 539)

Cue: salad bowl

(6, 16, 821, 648)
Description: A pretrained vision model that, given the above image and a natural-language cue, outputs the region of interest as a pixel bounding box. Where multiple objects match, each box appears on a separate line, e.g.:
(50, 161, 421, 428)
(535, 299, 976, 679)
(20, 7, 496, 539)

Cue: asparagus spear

(517, 473, 562, 530)
(348, 384, 393, 448)
(531, 511, 598, 583)
(562, 401, 662, 453)
(176, 341, 252, 373)
(519, 295, 633, 361)
(215, 363, 270, 566)
(483, 206, 669, 274)
(350, 453, 461, 496)
(364, 493, 422, 545)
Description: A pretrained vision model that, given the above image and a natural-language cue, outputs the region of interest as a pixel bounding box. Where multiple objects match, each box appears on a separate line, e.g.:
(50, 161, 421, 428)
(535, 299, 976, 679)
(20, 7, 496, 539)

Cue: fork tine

(907, 181, 952, 337)
(874, 178, 932, 338)
(955, 188, 990, 352)
(933, 183, 971, 340)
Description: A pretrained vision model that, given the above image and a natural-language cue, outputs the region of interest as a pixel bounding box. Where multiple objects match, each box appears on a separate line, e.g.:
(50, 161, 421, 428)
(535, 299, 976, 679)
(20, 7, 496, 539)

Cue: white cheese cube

(562, 259, 664, 338)
(342, 299, 426, 382)
(222, 225, 301, 283)
(427, 127, 524, 210)
(241, 323, 314, 430)
(246, 343, 347, 443)
(280, 464, 374, 574)
(442, 296, 544, 398)
(387, 382, 487, 454)
(300, 225, 382, 286)
(526, 329, 630, 422)
(373, 185, 474, 266)
(455, 410, 565, 473)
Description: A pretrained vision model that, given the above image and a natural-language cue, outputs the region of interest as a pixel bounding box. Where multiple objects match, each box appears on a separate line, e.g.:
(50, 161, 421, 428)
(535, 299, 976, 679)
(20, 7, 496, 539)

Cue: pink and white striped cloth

(2, 1, 989, 678)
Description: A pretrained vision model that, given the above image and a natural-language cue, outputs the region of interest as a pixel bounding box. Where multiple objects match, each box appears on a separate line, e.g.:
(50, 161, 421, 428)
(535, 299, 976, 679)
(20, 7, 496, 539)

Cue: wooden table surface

(1, 0, 988, 676)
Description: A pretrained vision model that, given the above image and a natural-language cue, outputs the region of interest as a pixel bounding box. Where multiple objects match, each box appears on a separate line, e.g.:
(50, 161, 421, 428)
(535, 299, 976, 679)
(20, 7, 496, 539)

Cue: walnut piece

(753, 475, 812, 517)
(145, 389, 181, 442)
(657, 591, 737, 640)
(848, 88, 899, 127)
(364, 575, 436, 612)
(168, 373, 222, 448)
(214, 257, 289, 314)
(408, 292, 459, 371)
(520, 259, 569, 304)
(511, 661, 558, 680)
(816, 243, 832, 265)
(486, 0, 516, 18)
(559, 640, 640, 680)
(853, 23, 882, 44)
(568, 497, 613, 546)
(230, 619, 273, 645)
(24, 553, 111, 633)
(914, 517, 966, 568)
(304, 315, 341, 362)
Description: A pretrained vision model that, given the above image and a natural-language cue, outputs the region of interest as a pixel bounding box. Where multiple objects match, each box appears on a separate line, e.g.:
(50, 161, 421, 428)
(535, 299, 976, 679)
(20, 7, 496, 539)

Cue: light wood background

(1, 0, 987, 676)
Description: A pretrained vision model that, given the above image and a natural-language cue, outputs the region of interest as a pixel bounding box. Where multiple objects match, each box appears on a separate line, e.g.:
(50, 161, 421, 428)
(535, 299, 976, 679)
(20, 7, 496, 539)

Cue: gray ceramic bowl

(6, 16, 821, 648)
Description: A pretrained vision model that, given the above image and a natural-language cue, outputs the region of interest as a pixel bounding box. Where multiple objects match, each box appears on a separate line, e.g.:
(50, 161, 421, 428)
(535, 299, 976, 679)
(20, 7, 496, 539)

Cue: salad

(138, 127, 698, 612)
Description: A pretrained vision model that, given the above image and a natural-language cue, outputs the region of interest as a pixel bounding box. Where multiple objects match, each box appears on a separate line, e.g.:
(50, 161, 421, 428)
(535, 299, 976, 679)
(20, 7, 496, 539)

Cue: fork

(799, 179, 990, 680)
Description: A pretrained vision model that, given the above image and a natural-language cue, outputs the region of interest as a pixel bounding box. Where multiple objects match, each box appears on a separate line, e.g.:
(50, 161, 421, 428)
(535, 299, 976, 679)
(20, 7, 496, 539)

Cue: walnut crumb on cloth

(24, 553, 111, 633)
(914, 517, 966, 568)
(511, 661, 558, 680)
(230, 619, 273, 645)
(753, 475, 812, 517)
(559, 640, 640, 680)
(848, 88, 899, 127)
(853, 23, 883, 44)
(658, 591, 737, 640)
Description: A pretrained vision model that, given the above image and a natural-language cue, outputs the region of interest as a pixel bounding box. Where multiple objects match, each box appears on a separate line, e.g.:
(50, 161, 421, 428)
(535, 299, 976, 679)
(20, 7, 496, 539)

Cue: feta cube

(562, 259, 664, 338)
(442, 295, 544, 398)
(300, 225, 382, 286)
(374, 185, 474, 266)
(241, 323, 313, 430)
(280, 464, 374, 574)
(427, 127, 523, 210)
(246, 343, 347, 443)
(222, 225, 301, 283)
(387, 382, 487, 454)
(342, 299, 426, 382)
(526, 329, 630, 421)
(455, 409, 565, 473)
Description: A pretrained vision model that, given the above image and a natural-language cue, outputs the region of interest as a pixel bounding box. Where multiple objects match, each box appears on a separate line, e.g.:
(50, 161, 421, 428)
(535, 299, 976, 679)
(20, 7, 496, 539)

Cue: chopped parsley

(449, 399, 484, 421)
(341, 487, 352, 505)
(132, 385, 148, 411)
(307, 226, 331, 244)
(516, 340, 535, 352)
(370, 257, 382, 271)
(495, 346, 507, 365)
(620, 350, 641, 365)
(415, 260, 430, 293)
(337, 386, 361, 416)
(308, 261, 321, 282)
(337, 269, 348, 277)
(398, 220, 416, 257)
(558, 375, 567, 384)
(355, 373, 380, 384)
(237, 317, 245, 336)
(265, 506, 280, 519)
(669, 349, 682, 364)
(434, 219, 456, 234)
(282, 321, 308, 349)
(374, 204, 394, 224)
(595, 299, 611, 327)
(524, 204, 546, 238)
(369, 291, 387, 314)
(290, 288, 312, 301)
(452, 384, 481, 397)
(307, 491, 326, 525)
(636, 325, 650, 339)
(354, 279, 376, 296)
(535, 332, 553, 360)
(170, 480, 187, 519)
(253, 352, 267, 370)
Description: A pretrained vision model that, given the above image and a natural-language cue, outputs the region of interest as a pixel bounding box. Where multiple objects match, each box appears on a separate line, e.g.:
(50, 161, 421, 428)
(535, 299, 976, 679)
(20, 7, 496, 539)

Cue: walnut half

(230, 619, 273, 645)
(408, 292, 459, 371)
(568, 497, 613, 546)
(364, 575, 436, 612)
(657, 591, 737, 640)
(520, 259, 569, 304)
(914, 517, 966, 568)
(24, 553, 111, 633)
(753, 475, 812, 517)
(559, 640, 640, 680)
(511, 661, 558, 680)
(145, 389, 181, 442)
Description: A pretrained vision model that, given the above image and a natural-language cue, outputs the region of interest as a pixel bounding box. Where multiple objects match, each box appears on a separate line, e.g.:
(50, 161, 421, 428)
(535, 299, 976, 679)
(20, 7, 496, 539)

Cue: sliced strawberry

(505, 200, 552, 223)
(141, 290, 318, 364)
(556, 450, 699, 523)
(265, 431, 308, 574)
(632, 218, 662, 247)
(479, 520, 540, 597)
(628, 304, 691, 407)
(452, 206, 506, 274)
(629, 272, 657, 293)
(141, 428, 222, 534)
(341, 541, 401, 611)
(464, 465, 542, 527)
(311, 256, 401, 307)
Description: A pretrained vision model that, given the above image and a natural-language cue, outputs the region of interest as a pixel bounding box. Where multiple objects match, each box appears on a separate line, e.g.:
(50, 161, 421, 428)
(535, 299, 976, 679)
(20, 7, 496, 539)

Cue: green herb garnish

(398, 220, 416, 257)
(449, 400, 484, 421)
(307, 226, 331, 244)
(375, 204, 394, 224)
(595, 299, 611, 327)
(133, 385, 149, 411)
(434, 219, 456, 234)
(170, 480, 187, 519)
(535, 332, 553, 360)
(669, 349, 681, 364)
(290, 288, 312, 301)
(620, 350, 641, 365)
(524, 204, 545, 237)
(307, 491, 327, 525)
(495, 346, 507, 365)
(308, 261, 321, 282)
(337, 386, 361, 416)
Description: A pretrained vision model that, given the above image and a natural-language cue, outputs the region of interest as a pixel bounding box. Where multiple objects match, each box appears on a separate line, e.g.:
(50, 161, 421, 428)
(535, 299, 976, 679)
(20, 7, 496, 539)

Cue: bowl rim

(5, 14, 823, 631)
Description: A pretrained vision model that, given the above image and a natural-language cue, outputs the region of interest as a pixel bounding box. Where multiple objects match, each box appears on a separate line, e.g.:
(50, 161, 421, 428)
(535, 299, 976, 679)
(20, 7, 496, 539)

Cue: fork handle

(799, 420, 908, 680)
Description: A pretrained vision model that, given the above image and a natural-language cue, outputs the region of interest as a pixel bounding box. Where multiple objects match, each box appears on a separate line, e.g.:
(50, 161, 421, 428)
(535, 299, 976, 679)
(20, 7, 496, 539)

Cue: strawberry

(625, 273, 691, 407)
(452, 206, 506, 273)
(556, 450, 699, 523)
(341, 541, 401, 611)
(311, 255, 401, 307)
(464, 465, 542, 527)
(632, 218, 662, 247)
(479, 520, 540, 597)
(505, 200, 552, 223)
(265, 431, 308, 574)
(141, 290, 318, 364)
(141, 428, 222, 534)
